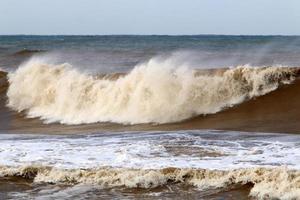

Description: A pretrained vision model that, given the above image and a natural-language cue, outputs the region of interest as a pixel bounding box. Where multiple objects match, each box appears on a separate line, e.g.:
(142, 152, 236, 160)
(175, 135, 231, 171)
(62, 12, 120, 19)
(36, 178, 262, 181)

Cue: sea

(1, 35, 300, 199)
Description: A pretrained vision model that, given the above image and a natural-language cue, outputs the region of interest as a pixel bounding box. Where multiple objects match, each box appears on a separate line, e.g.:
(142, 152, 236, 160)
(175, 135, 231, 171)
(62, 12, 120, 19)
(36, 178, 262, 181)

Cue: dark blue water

(1, 35, 300, 72)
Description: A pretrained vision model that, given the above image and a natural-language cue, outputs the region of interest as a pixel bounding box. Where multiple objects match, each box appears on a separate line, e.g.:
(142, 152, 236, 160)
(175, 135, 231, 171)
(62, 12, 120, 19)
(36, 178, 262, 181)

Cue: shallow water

(0, 130, 300, 199)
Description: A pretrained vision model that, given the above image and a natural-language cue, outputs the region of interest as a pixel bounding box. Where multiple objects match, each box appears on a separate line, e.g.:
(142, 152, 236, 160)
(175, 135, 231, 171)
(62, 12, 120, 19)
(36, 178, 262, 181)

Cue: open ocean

(1, 35, 300, 199)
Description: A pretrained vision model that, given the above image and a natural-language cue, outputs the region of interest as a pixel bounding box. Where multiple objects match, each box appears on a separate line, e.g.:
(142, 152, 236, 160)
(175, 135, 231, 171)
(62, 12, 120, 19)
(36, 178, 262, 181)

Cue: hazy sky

(1, 0, 300, 35)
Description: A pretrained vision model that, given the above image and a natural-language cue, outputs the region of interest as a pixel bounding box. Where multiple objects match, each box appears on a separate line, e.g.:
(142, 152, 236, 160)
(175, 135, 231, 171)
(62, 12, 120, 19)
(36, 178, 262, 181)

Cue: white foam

(0, 130, 299, 170)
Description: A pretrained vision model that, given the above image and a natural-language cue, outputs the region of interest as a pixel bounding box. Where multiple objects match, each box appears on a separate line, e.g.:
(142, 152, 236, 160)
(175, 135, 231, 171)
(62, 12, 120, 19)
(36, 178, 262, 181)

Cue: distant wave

(12, 49, 45, 56)
(1, 165, 299, 199)
(5, 57, 298, 125)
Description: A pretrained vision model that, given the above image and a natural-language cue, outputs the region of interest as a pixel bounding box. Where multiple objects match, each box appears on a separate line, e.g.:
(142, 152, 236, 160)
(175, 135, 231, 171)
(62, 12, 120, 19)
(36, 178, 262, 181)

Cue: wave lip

(1, 165, 299, 199)
(6, 58, 298, 125)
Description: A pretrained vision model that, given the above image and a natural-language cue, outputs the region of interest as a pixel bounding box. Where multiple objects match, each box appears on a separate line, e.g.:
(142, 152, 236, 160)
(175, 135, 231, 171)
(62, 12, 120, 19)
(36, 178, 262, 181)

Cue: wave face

(0, 70, 7, 93)
(6, 58, 297, 125)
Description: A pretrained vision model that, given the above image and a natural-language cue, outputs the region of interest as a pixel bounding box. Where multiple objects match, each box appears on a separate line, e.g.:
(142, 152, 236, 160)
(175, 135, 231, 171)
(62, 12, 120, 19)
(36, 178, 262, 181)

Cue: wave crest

(6, 58, 297, 124)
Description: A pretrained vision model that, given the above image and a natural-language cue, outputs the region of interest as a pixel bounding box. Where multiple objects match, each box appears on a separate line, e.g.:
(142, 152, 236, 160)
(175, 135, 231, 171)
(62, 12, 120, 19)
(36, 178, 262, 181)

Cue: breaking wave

(1, 165, 300, 199)
(6, 58, 298, 125)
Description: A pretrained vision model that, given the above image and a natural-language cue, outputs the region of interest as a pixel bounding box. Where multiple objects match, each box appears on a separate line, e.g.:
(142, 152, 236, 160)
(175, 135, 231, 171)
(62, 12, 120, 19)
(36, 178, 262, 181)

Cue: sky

(0, 0, 300, 35)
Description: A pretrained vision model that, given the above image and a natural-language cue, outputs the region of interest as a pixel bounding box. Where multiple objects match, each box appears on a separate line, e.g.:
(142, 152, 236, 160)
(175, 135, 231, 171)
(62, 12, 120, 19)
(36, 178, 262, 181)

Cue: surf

(1, 129, 300, 200)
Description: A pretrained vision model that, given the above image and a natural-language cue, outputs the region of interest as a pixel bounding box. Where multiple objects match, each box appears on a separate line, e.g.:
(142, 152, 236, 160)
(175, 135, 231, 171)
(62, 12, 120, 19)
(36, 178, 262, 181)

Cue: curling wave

(1, 165, 300, 199)
(6, 58, 298, 125)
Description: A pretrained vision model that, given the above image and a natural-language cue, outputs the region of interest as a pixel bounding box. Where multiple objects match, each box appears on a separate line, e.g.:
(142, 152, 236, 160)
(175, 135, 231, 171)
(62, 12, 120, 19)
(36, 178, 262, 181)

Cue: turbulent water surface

(1, 35, 300, 199)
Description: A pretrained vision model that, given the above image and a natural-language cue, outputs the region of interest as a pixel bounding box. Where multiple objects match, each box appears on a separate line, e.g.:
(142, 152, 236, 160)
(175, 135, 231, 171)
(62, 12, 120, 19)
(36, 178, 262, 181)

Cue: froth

(1, 165, 300, 199)
(7, 58, 296, 124)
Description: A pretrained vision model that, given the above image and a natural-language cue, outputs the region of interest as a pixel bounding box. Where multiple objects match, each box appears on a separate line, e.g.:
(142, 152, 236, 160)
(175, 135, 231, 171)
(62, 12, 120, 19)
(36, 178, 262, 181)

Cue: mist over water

(2, 35, 300, 73)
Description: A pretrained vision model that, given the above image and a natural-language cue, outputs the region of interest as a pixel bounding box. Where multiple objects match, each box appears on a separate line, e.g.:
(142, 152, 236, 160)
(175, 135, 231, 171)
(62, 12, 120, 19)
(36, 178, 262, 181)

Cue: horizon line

(0, 34, 300, 37)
